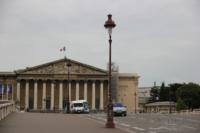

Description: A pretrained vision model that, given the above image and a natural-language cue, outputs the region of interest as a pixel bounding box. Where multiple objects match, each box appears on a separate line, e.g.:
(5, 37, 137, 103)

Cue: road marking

(184, 126, 196, 130)
(166, 123, 176, 126)
(132, 126, 145, 131)
(122, 128, 137, 133)
(150, 131, 157, 133)
(78, 115, 105, 125)
(119, 123, 131, 127)
(80, 115, 136, 133)
(150, 126, 171, 130)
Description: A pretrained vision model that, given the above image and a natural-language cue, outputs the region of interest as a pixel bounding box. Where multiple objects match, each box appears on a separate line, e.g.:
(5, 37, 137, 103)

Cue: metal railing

(174, 108, 200, 115)
(0, 101, 15, 120)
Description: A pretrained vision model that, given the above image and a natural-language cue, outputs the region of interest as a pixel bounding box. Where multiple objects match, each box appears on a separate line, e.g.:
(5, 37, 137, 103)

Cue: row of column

(17, 80, 105, 110)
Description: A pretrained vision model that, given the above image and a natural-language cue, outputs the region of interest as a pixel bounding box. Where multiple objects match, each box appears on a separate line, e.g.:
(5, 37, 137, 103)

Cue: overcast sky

(0, 0, 200, 87)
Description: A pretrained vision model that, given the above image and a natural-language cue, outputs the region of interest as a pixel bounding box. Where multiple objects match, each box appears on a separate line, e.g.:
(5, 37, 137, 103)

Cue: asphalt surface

(85, 113, 200, 133)
(0, 112, 129, 133)
(1, 112, 200, 133)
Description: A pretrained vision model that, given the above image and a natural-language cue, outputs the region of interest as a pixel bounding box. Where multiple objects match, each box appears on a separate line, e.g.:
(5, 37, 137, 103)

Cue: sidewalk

(0, 112, 129, 133)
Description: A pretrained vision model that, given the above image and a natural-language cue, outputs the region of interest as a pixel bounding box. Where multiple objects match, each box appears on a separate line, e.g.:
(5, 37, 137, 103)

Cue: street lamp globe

(104, 14, 116, 36)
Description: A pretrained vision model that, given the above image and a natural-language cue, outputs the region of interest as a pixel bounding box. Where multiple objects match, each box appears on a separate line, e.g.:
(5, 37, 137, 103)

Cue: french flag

(60, 46, 66, 52)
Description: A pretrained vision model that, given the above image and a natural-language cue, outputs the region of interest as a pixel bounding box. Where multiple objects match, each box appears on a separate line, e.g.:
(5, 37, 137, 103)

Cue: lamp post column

(104, 14, 116, 128)
(106, 34, 115, 128)
(135, 92, 137, 113)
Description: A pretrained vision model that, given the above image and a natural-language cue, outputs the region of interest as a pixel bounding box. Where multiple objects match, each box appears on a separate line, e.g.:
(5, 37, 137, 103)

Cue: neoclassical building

(0, 58, 139, 112)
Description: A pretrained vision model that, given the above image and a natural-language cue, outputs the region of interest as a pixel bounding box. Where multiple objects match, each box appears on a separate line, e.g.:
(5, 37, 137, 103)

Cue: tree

(176, 98, 187, 111)
(159, 82, 169, 101)
(168, 83, 185, 102)
(176, 83, 200, 110)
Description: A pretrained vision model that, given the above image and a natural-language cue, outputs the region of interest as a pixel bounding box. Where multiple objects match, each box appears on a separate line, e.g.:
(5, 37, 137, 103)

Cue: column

(68, 81, 71, 102)
(1, 84, 4, 100)
(34, 80, 38, 110)
(17, 81, 20, 103)
(25, 81, 29, 109)
(11, 82, 14, 101)
(100, 81, 104, 110)
(84, 81, 87, 101)
(75, 81, 79, 100)
(11, 84, 14, 101)
(59, 81, 63, 110)
(6, 84, 9, 100)
(92, 81, 96, 110)
(42, 81, 46, 110)
(51, 81, 55, 110)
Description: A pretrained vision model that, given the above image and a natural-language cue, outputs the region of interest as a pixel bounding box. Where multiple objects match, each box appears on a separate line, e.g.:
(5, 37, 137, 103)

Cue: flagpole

(64, 50, 66, 59)
(60, 46, 66, 59)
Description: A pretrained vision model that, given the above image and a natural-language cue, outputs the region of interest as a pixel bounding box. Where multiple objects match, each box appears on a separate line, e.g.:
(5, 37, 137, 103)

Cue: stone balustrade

(0, 101, 15, 120)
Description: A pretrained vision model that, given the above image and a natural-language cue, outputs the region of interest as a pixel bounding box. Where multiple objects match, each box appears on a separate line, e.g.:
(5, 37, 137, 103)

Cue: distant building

(145, 101, 176, 113)
(0, 58, 139, 113)
(138, 87, 151, 112)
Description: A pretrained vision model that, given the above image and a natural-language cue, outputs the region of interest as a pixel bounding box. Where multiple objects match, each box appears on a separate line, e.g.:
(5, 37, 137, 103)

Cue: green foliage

(149, 82, 200, 110)
(176, 83, 200, 110)
(176, 98, 187, 111)
(168, 83, 185, 102)
(159, 82, 169, 101)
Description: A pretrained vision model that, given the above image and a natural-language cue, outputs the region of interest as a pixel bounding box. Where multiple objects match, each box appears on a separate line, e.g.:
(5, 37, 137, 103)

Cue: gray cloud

(0, 0, 200, 87)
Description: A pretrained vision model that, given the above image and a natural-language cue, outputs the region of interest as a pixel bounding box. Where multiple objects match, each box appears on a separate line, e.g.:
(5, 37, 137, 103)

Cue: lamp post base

(105, 118, 115, 128)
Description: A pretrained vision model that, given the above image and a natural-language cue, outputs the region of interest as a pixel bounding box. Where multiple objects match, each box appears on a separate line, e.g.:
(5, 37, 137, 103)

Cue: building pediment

(16, 58, 107, 75)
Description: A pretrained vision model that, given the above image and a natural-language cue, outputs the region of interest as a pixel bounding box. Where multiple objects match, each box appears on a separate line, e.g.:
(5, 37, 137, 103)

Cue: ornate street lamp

(66, 58, 71, 113)
(104, 14, 116, 128)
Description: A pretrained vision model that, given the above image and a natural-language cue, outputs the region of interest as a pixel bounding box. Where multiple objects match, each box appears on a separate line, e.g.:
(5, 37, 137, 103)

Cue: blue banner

(0, 85, 12, 94)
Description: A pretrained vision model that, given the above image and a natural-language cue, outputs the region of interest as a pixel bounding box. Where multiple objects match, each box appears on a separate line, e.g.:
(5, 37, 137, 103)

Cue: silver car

(113, 103, 127, 116)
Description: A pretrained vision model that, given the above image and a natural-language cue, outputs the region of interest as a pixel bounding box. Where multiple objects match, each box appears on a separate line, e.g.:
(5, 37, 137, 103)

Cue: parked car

(113, 103, 127, 116)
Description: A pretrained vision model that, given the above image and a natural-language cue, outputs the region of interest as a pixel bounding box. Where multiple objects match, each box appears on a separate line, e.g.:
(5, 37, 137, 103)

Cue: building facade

(138, 87, 151, 112)
(145, 101, 176, 113)
(0, 58, 139, 112)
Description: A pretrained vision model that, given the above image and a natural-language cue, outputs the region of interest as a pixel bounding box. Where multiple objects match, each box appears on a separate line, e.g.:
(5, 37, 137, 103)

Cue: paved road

(85, 113, 200, 133)
(0, 112, 129, 133)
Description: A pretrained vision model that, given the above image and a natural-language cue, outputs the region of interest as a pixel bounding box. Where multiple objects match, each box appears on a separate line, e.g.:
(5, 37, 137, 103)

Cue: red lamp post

(104, 14, 116, 128)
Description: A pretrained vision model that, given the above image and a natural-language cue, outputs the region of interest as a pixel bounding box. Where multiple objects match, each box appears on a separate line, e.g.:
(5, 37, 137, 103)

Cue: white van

(70, 100, 89, 113)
